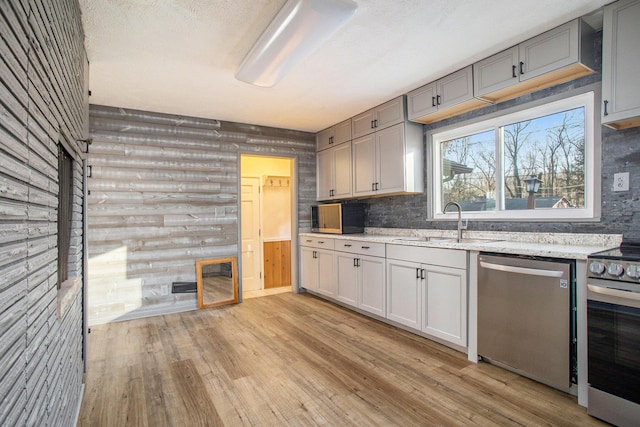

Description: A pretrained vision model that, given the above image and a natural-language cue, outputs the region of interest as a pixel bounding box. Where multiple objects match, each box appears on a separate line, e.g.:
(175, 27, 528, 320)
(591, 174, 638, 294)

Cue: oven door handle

(588, 284, 640, 303)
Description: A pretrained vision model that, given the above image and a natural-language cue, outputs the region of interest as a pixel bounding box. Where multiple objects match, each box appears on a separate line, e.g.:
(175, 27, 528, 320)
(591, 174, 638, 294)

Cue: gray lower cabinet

(335, 240, 386, 316)
(300, 236, 468, 350)
(386, 258, 422, 329)
(386, 244, 468, 347)
(300, 237, 335, 297)
(602, 0, 640, 130)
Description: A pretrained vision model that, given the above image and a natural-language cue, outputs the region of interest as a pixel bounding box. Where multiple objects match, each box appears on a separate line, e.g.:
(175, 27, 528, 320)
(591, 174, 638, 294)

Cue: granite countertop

(299, 228, 623, 260)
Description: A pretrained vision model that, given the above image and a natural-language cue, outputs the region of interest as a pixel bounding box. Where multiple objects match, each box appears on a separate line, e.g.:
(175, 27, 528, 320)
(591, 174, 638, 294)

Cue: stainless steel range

(587, 244, 640, 427)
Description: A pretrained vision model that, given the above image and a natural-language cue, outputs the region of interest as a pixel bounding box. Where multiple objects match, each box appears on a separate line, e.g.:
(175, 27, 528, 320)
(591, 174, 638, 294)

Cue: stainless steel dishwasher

(478, 253, 576, 391)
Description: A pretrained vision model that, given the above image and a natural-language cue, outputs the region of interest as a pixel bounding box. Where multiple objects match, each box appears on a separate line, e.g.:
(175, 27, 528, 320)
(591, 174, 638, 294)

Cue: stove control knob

(607, 263, 625, 277)
(589, 261, 606, 275)
(626, 265, 640, 279)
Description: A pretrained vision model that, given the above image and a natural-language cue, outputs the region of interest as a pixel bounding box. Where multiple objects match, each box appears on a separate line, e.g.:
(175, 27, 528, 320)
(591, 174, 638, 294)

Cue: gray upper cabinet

(408, 66, 489, 124)
(352, 121, 423, 198)
(474, 19, 595, 103)
(352, 96, 405, 139)
(317, 141, 352, 201)
(602, 0, 640, 130)
(316, 119, 352, 151)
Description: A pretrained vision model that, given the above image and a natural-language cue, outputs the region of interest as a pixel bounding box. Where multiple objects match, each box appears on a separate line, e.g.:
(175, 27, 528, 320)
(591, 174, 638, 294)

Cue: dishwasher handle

(479, 260, 565, 278)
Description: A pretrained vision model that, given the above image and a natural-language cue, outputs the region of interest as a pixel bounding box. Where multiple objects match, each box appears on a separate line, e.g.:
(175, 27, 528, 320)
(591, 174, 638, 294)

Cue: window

(431, 91, 597, 220)
(58, 144, 73, 287)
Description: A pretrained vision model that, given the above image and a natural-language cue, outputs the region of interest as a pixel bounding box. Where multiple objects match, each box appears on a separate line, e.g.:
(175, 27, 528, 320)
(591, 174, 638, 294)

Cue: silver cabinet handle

(479, 261, 564, 278)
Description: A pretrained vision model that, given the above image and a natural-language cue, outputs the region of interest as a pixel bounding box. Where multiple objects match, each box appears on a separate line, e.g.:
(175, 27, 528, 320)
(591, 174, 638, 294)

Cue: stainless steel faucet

(443, 201, 466, 243)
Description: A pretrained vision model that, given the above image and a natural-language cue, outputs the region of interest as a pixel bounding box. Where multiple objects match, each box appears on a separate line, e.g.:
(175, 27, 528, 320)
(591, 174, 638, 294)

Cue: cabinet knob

(512, 65, 517, 78)
(361, 246, 370, 249)
(519, 61, 525, 75)
(432, 96, 436, 107)
(436, 95, 441, 105)
(603, 100, 609, 116)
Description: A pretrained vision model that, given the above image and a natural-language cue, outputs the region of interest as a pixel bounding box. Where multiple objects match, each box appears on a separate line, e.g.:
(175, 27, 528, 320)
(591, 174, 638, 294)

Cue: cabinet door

(333, 142, 352, 199)
(602, 0, 640, 128)
(316, 127, 333, 152)
(316, 148, 334, 201)
(333, 119, 352, 145)
(473, 46, 519, 100)
(352, 134, 376, 196)
(316, 249, 336, 297)
(437, 66, 475, 110)
(376, 123, 405, 194)
(407, 82, 437, 121)
(352, 109, 376, 139)
(375, 96, 405, 131)
(386, 259, 421, 330)
(300, 247, 318, 291)
(335, 252, 358, 307)
(422, 265, 467, 347)
(519, 19, 579, 81)
(359, 255, 385, 317)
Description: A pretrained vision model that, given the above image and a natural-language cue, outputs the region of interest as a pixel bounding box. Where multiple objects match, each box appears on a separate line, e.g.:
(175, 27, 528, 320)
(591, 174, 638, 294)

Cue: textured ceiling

(79, 0, 611, 133)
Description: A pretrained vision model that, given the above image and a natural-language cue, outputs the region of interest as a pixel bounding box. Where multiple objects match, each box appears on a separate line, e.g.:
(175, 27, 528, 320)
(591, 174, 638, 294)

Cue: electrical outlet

(613, 172, 629, 192)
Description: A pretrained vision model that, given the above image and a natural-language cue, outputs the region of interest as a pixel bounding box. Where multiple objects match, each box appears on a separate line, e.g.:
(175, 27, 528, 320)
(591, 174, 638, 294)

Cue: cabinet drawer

(300, 236, 335, 250)
(387, 244, 466, 269)
(335, 240, 385, 257)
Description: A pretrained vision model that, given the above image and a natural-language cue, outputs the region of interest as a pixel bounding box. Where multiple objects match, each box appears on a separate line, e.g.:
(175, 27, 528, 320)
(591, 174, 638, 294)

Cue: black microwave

(311, 203, 365, 234)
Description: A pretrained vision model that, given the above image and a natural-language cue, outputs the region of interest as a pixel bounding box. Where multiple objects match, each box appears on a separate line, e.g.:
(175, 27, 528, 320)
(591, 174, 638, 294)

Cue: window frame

(429, 89, 599, 222)
(58, 143, 74, 288)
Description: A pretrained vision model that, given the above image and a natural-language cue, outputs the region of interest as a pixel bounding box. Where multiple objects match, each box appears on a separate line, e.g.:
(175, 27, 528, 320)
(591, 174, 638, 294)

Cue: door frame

(238, 153, 299, 301)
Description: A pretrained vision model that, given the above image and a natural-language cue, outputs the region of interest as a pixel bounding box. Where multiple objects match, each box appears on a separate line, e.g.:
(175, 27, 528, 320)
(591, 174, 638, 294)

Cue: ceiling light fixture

(235, 0, 358, 88)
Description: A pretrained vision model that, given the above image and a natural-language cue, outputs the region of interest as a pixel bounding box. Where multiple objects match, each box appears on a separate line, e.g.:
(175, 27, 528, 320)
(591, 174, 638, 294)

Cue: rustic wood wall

(0, 0, 88, 425)
(87, 105, 315, 325)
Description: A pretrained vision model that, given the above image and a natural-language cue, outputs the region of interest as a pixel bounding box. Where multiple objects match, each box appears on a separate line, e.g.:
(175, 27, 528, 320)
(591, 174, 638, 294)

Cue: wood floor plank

(78, 292, 606, 426)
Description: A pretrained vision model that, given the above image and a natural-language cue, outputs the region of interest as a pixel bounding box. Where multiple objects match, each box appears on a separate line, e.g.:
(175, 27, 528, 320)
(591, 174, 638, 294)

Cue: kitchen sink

(439, 238, 503, 244)
(393, 236, 450, 242)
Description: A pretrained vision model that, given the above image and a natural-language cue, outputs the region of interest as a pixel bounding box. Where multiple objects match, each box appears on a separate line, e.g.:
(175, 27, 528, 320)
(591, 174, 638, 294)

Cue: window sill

(57, 277, 82, 318)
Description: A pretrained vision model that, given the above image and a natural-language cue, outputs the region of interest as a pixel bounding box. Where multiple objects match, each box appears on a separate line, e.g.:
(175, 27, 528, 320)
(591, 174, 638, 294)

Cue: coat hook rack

(77, 137, 93, 153)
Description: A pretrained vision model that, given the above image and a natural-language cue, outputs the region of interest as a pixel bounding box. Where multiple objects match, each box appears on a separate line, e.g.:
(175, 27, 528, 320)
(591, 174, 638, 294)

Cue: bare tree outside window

(438, 106, 586, 213)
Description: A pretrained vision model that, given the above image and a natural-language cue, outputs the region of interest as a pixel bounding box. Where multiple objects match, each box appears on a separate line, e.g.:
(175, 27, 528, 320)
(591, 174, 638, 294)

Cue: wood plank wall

(87, 106, 316, 324)
(0, 0, 88, 425)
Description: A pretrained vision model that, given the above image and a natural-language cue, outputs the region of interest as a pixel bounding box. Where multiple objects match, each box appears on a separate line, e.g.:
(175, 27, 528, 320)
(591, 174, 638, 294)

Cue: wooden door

(241, 177, 262, 291)
(263, 240, 291, 288)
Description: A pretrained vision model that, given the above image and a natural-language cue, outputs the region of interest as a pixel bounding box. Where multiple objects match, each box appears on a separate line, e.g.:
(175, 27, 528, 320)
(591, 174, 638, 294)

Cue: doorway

(240, 155, 294, 299)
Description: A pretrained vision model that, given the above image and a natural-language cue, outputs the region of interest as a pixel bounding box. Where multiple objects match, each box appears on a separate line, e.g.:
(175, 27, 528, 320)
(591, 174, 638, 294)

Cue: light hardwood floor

(78, 293, 606, 426)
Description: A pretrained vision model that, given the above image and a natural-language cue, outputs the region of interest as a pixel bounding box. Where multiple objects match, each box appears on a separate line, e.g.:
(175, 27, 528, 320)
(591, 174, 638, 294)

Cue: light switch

(613, 172, 629, 192)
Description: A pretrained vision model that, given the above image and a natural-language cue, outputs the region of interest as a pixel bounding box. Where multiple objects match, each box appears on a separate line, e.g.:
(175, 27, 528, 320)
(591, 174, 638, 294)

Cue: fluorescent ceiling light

(236, 0, 358, 87)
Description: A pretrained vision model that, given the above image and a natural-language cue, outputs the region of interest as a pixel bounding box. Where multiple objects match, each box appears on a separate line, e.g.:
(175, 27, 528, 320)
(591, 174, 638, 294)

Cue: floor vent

(172, 281, 196, 293)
